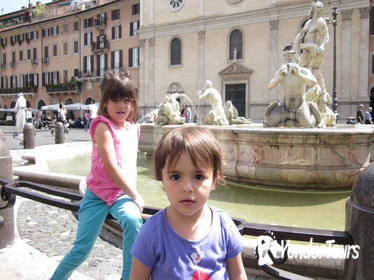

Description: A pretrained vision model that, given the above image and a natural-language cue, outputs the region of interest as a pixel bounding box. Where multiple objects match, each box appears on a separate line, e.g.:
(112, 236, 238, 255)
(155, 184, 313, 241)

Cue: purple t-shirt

(131, 207, 244, 279)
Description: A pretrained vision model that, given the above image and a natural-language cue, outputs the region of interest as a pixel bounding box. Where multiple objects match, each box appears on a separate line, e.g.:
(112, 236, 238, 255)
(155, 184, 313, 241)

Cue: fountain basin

(139, 124, 374, 189)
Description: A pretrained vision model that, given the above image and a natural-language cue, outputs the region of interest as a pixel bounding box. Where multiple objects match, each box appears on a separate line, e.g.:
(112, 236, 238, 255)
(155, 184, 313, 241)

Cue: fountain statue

(305, 85, 337, 127)
(153, 92, 195, 125)
(198, 80, 229, 125)
(14, 92, 26, 134)
(264, 46, 324, 128)
(224, 101, 251, 125)
(294, 0, 329, 95)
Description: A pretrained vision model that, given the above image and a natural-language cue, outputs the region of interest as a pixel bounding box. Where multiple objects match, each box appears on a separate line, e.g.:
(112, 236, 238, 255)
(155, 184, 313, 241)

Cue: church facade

(138, 0, 371, 122)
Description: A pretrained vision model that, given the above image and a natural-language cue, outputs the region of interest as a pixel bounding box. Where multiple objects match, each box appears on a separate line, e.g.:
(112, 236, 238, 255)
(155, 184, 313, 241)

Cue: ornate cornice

(341, 9, 353, 21)
(269, 19, 279, 31)
(359, 7, 370, 19)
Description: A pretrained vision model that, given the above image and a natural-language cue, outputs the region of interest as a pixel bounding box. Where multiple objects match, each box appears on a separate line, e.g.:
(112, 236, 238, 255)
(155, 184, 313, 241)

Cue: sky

(1, 0, 51, 15)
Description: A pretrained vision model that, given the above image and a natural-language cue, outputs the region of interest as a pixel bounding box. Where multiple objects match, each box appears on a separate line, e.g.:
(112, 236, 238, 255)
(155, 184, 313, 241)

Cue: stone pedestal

(344, 163, 374, 279)
(0, 128, 14, 249)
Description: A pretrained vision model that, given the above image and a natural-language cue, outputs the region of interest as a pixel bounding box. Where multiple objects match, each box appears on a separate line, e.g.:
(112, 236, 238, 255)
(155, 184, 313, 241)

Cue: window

(2, 53, 6, 65)
(111, 50, 123, 70)
(10, 75, 17, 88)
(19, 50, 23, 61)
(73, 21, 79, 31)
(74, 41, 79, 53)
(170, 38, 181, 65)
(27, 49, 31, 60)
(63, 43, 68, 55)
(84, 32, 93, 46)
(74, 68, 80, 78)
(53, 44, 58, 56)
(128, 47, 139, 67)
(50, 26, 59, 36)
(112, 9, 120, 20)
(130, 21, 139, 36)
(96, 54, 107, 76)
(63, 24, 68, 33)
(42, 28, 49, 37)
(51, 71, 60, 85)
(84, 17, 94, 28)
(132, 3, 140, 16)
(112, 26, 122, 40)
(32, 48, 37, 60)
(371, 8, 374, 35)
(1, 76, 8, 88)
(44, 46, 49, 58)
(12, 51, 16, 63)
(96, 13, 107, 26)
(98, 35, 106, 49)
(83, 55, 94, 74)
(63, 70, 68, 83)
(229, 29, 243, 60)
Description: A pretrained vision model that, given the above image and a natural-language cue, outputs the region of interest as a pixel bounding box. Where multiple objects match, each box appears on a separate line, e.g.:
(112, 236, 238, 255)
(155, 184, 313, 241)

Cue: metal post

(55, 121, 65, 144)
(23, 122, 35, 149)
(332, 7, 338, 115)
(344, 163, 374, 279)
(0, 128, 14, 248)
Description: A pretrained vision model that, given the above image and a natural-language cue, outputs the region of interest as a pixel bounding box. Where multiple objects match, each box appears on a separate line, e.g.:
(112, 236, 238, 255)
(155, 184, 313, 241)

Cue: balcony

(95, 17, 107, 29)
(45, 81, 82, 95)
(31, 58, 38, 65)
(42, 57, 49, 64)
(91, 40, 110, 54)
(10, 62, 16, 68)
(0, 86, 37, 95)
(1, 63, 7, 70)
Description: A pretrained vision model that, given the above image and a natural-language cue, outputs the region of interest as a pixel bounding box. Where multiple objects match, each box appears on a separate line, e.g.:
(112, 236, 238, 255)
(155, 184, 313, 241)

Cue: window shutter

(112, 27, 115, 40)
(111, 51, 114, 69)
(119, 50, 123, 67)
(128, 48, 132, 67)
(104, 53, 108, 70)
(91, 56, 94, 73)
(42, 29, 45, 37)
(96, 55, 100, 76)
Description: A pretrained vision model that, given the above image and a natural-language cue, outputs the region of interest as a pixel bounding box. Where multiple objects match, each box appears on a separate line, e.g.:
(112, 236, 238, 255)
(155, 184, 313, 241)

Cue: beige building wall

(0, 0, 140, 117)
(139, 0, 371, 122)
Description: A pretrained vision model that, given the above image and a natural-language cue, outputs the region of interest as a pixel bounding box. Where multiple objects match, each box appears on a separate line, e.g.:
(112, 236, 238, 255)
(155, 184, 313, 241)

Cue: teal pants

(51, 189, 142, 280)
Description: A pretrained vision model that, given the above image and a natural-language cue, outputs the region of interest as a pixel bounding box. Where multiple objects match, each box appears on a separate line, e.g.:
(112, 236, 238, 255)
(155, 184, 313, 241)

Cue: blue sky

(1, 0, 50, 15)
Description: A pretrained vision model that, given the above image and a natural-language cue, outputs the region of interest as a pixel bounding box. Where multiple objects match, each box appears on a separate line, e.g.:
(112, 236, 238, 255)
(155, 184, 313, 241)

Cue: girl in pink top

(51, 69, 144, 280)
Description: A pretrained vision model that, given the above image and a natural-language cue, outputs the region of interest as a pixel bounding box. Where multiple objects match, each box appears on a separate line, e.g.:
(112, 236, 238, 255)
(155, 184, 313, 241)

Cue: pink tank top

(86, 116, 139, 206)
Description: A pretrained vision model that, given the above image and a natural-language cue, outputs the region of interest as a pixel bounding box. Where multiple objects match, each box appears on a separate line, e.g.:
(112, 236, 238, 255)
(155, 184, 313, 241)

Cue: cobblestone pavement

(1, 125, 124, 280)
(17, 198, 123, 280)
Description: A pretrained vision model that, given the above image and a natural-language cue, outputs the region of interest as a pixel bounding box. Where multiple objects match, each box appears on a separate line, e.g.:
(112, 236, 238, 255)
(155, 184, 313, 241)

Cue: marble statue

(293, 0, 329, 95)
(14, 92, 27, 133)
(137, 109, 158, 124)
(224, 101, 251, 125)
(305, 85, 337, 127)
(198, 80, 229, 125)
(154, 93, 185, 125)
(264, 46, 324, 128)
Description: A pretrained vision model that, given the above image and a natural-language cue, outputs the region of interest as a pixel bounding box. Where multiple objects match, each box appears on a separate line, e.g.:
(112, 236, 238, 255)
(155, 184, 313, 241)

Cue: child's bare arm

(130, 257, 152, 280)
(227, 253, 247, 280)
(94, 122, 144, 210)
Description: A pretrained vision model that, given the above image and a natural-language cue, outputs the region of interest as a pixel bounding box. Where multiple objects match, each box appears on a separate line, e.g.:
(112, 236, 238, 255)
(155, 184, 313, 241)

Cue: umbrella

(41, 104, 60, 111)
(65, 103, 91, 111)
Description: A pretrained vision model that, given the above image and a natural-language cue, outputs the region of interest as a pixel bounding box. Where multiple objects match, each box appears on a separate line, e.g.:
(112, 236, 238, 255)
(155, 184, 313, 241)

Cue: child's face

(161, 151, 216, 219)
(105, 97, 132, 126)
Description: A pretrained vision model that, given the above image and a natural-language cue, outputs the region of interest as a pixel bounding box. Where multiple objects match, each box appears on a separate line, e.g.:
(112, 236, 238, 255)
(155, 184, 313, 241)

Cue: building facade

(139, 0, 371, 122)
(0, 0, 140, 116)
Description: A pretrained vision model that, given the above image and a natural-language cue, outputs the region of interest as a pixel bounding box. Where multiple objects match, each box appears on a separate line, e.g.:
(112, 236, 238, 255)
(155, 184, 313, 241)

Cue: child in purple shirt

(131, 126, 247, 280)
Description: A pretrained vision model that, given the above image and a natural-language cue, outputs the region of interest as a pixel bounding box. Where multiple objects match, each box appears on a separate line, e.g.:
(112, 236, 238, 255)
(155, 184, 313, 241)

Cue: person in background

(184, 104, 192, 123)
(88, 101, 99, 128)
(356, 104, 364, 124)
(83, 110, 90, 131)
(130, 126, 247, 280)
(364, 107, 373, 124)
(51, 69, 144, 280)
(26, 107, 32, 123)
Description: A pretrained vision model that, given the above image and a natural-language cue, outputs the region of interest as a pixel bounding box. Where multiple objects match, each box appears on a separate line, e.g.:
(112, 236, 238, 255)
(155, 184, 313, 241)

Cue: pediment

(219, 62, 253, 76)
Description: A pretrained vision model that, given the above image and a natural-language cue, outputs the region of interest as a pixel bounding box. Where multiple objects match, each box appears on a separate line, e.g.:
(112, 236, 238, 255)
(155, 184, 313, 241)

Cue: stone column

(269, 19, 279, 101)
(148, 37, 156, 109)
(358, 7, 370, 99)
(197, 31, 206, 90)
(0, 128, 14, 249)
(344, 163, 374, 279)
(139, 38, 146, 108)
(340, 9, 353, 98)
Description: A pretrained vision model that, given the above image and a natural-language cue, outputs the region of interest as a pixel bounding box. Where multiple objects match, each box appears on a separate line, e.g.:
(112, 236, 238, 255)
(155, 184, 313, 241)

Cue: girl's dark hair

(154, 126, 223, 182)
(98, 69, 139, 122)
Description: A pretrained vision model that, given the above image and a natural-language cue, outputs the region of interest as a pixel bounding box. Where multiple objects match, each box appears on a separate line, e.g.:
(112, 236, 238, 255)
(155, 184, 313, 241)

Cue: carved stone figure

(294, 0, 329, 94)
(15, 92, 26, 133)
(224, 101, 251, 125)
(305, 85, 336, 127)
(154, 93, 185, 125)
(198, 80, 229, 125)
(137, 109, 158, 124)
(264, 47, 324, 128)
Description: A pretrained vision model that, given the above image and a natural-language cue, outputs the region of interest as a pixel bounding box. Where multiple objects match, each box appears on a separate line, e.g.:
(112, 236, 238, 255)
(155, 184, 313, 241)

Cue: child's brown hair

(98, 69, 138, 122)
(154, 126, 223, 182)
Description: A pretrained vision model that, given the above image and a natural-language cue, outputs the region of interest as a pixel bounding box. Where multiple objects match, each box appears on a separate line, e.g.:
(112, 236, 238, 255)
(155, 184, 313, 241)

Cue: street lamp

(332, 6, 338, 115)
